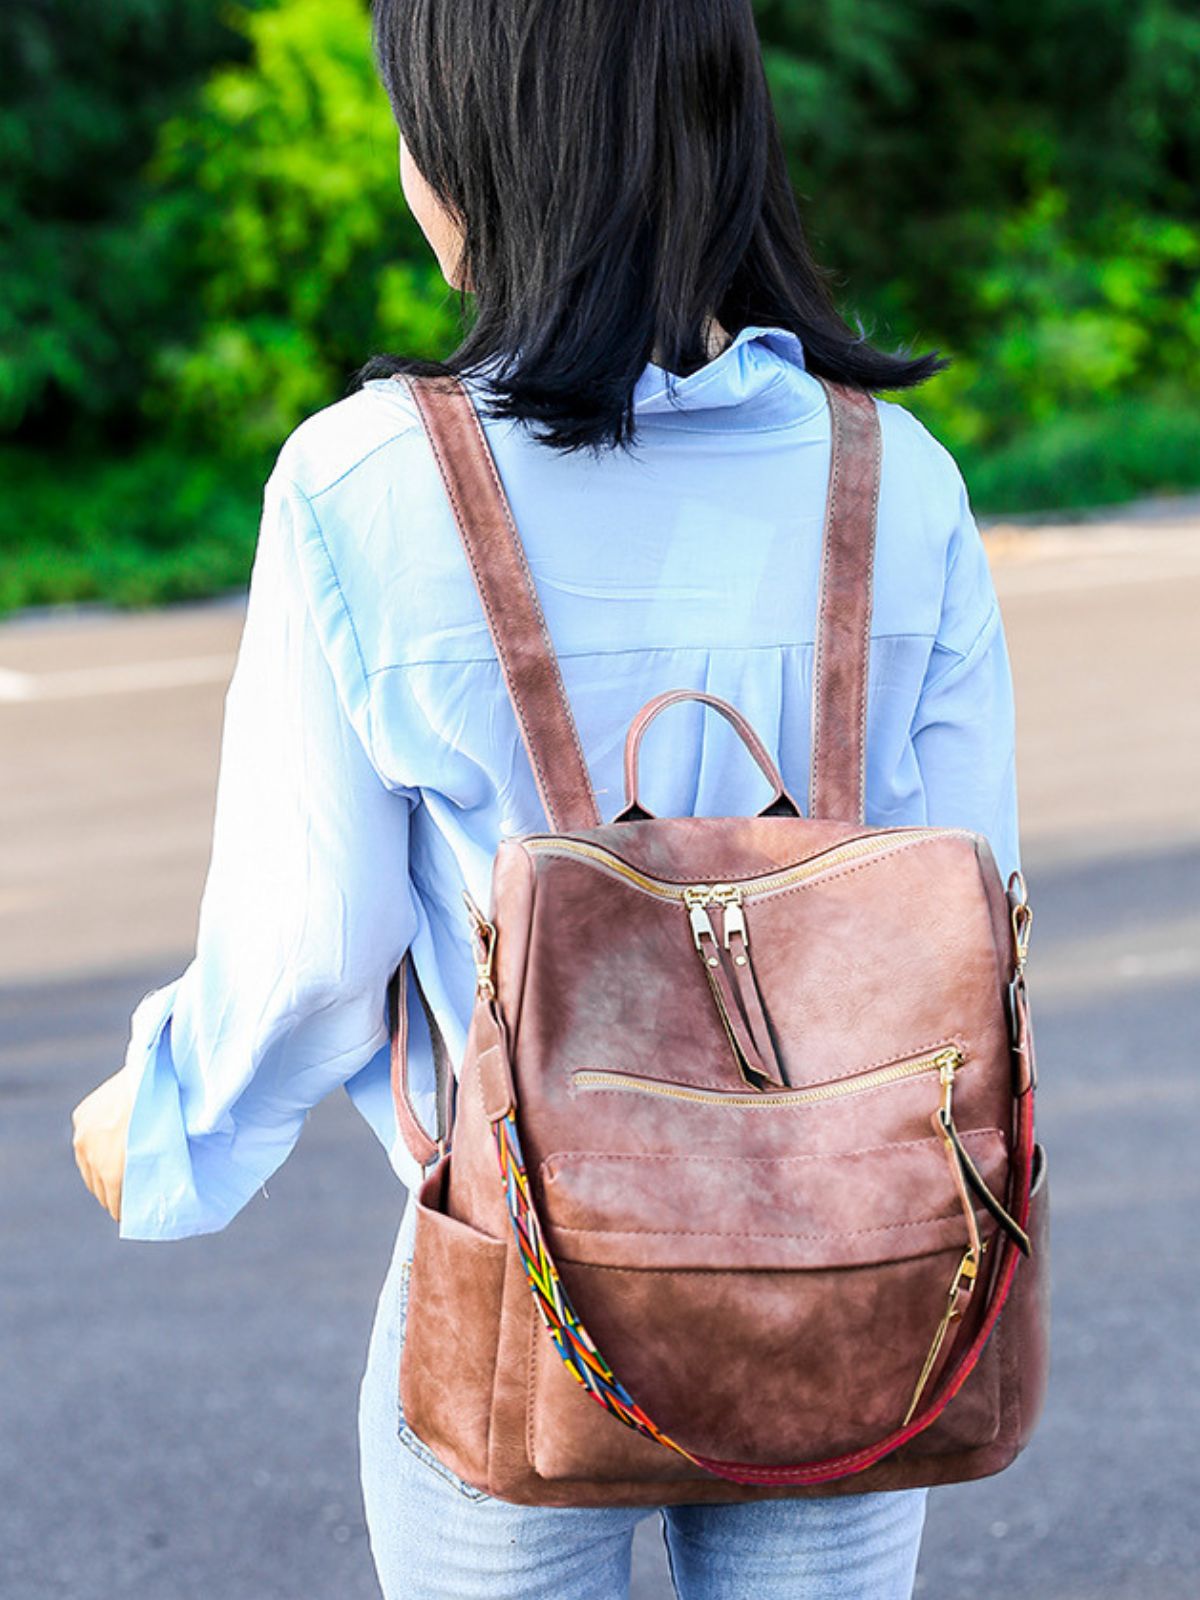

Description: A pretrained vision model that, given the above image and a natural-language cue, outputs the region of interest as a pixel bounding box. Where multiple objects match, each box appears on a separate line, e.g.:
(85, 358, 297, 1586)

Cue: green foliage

(953, 390, 1200, 515)
(1, 0, 1199, 614)
(0, 446, 262, 612)
(0, 0, 255, 438)
(141, 0, 460, 457)
(899, 195, 1200, 450)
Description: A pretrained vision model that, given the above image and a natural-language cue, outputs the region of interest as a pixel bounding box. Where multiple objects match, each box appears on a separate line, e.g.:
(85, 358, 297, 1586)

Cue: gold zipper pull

(1009, 872, 1033, 976)
(902, 1242, 981, 1425)
(935, 1047, 961, 1119)
(688, 904, 719, 956)
(684, 883, 785, 1087)
(712, 888, 786, 1088)
(717, 891, 748, 950)
(683, 887, 720, 956)
(684, 885, 748, 951)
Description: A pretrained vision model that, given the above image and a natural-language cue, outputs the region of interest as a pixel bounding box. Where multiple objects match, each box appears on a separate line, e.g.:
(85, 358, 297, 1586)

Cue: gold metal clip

(462, 889, 497, 1000)
(1008, 871, 1033, 976)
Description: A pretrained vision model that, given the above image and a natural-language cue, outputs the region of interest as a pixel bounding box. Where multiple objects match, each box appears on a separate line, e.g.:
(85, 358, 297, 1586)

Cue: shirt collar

(631, 324, 807, 418)
(456, 323, 811, 430)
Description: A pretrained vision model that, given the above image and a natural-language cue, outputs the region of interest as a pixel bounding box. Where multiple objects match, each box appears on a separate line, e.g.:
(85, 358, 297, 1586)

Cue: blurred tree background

(1, 0, 1198, 613)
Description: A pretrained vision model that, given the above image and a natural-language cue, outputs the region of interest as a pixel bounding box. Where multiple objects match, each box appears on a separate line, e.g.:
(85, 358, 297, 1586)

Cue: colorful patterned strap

(489, 1015, 1036, 1487)
(494, 1109, 705, 1467)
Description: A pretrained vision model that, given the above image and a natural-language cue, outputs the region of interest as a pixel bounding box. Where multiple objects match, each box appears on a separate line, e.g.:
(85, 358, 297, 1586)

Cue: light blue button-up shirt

(118, 324, 1020, 1241)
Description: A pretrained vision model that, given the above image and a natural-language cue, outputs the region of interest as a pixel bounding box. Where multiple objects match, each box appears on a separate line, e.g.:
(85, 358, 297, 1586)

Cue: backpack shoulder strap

(390, 372, 600, 1171)
(390, 369, 879, 1168)
(808, 377, 882, 823)
(406, 374, 602, 834)
(408, 372, 879, 830)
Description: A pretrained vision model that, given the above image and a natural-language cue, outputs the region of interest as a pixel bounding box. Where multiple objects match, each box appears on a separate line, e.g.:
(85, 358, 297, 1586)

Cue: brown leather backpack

(384, 371, 1049, 1506)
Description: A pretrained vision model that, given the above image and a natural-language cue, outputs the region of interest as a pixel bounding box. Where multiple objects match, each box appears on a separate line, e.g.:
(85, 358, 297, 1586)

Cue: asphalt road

(2, 508, 1198, 1599)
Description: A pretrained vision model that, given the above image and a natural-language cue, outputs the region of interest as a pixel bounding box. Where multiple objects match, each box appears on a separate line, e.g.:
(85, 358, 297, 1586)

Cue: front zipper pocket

(525, 827, 975, 1094)
(571, 1043, 965, 1108)
(527, 1067, 1011, 1478)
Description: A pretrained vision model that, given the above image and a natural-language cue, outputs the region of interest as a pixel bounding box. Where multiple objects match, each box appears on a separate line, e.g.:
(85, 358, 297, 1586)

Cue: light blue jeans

(358, 1202, 928, 1599)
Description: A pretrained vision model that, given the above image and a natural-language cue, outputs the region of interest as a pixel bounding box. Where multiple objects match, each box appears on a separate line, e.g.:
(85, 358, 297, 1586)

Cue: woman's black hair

(356, 0, 949, 454)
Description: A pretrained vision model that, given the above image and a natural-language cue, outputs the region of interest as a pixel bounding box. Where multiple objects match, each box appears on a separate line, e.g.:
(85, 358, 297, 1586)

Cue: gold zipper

(522, 827, 971, 907)
(901, 1242, 982, 1426)
(572, 1045, 963, 1108)
(521, 830, 971, 1107)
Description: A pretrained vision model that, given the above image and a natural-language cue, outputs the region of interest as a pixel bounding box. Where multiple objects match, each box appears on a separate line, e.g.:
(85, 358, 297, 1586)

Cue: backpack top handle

(612, 687, 803, 822)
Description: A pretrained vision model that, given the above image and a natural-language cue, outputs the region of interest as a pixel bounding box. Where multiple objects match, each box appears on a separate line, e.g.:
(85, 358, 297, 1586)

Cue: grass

(3, 391, 1198, 619)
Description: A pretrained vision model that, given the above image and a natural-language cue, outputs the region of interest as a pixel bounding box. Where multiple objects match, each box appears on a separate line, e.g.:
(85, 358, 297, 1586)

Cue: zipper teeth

(572, 1047, 962, 1108)
(522, 828, 971, 903)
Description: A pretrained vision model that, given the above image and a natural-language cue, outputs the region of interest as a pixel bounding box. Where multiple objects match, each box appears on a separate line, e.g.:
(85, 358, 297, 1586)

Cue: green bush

(899, 194, 1200, 452)
(1, 0, 1198, 615)
(0, 447, 262, 613)
(953, 389, 1200, 516)
(141, 0, 460, 459)
(0, 0, 256, 438)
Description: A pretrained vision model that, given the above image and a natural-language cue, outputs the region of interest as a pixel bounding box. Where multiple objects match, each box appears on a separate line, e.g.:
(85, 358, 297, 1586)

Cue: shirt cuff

(118, 984, 293, 1241)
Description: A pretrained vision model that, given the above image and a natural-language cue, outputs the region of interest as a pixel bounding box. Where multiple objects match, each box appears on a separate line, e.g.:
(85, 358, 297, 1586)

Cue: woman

(71, 1, 1020, 1595)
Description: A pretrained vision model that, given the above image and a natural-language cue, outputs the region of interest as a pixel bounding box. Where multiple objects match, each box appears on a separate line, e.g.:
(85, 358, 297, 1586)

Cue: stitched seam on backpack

(857, 399, 882, 820)
(541, 1128, 1004, 1172)
(544, 1216, 998, 1241)
(526, 1290, 543, 1473)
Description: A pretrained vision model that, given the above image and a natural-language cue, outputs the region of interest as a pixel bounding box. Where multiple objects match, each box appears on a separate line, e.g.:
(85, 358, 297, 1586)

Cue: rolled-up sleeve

(911, 465, 1022, 888)
(119, 465, 420, 1241)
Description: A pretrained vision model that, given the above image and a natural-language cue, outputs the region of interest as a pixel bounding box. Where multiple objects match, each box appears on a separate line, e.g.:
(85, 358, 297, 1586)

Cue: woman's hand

(71, 1065, 139, 1223)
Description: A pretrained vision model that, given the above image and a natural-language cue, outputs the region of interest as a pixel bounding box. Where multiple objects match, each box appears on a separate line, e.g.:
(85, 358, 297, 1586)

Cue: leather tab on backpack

(475, 1000, 517, 1122)
(1008, 971, 1037, 1096)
